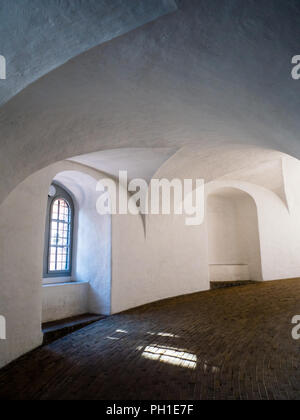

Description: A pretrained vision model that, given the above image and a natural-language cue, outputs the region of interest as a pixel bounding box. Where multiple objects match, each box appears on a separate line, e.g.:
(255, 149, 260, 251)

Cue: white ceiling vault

(0, 0, 300, 204)
(70, 148, 178, 183)
(0, 0, 177, 106)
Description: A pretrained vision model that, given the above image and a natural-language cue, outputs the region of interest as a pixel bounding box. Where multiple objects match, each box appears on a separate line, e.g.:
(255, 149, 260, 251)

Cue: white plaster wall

(111, 211, 209, 314)
(0, 171, 50, 368)
(209, 265, 250, 282)
(208, 196, 244, 265)
(207, 191, 262, 282)
(237, 196, 262, 282)
(42, 282, 89, 323)
(256, 158, 300, 280)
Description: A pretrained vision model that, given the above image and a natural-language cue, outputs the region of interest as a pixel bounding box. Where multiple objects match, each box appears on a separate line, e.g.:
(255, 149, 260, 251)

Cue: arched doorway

(207, 187, 262, 285)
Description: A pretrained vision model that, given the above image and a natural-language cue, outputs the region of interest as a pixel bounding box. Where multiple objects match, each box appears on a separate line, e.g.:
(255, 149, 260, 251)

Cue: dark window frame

(43, 183, 74, 279)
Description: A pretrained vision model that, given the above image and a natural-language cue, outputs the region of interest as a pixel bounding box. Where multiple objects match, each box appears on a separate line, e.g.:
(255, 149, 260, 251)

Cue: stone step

(42, 314, 106, 345)
(210, 280, 258, 290)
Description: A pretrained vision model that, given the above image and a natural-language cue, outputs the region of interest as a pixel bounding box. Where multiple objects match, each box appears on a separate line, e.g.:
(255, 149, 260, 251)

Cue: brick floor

(0, 279, 299, 400)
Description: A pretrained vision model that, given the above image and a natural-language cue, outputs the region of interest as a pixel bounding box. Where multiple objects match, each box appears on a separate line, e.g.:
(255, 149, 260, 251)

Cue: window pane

(48, 198, 72, 273)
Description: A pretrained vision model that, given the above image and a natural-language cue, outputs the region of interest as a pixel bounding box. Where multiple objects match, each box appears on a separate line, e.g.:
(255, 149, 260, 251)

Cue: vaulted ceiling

(0, 0, 300, 202)
(0, 0, 177, 105)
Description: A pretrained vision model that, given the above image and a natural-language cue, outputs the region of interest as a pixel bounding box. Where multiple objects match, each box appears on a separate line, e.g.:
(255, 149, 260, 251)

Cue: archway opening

(207, 187, 262, 286)
(42, 170, 112, 328)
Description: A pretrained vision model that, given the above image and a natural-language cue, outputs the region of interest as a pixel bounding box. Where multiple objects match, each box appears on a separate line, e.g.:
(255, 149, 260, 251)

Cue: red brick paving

(0, 279, 299, 400)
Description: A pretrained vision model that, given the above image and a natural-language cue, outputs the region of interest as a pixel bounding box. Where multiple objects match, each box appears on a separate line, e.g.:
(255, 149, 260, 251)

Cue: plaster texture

(0, 0, 177, 105)
(1, 0, 300, 203)
(42, 282, 89, 323)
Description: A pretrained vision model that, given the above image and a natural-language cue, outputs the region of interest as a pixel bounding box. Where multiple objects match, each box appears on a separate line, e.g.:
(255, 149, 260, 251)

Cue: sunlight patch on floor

(142, 345, 197, 369)
(147, 331, 180, 338)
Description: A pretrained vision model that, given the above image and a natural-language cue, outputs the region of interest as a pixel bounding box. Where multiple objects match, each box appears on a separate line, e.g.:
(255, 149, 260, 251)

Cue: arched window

(44, 184, 74, 278)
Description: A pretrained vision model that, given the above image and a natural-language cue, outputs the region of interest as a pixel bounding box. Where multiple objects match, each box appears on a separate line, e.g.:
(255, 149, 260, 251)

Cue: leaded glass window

(48, 198, 72, 273)
(44, 183, 74, 278)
